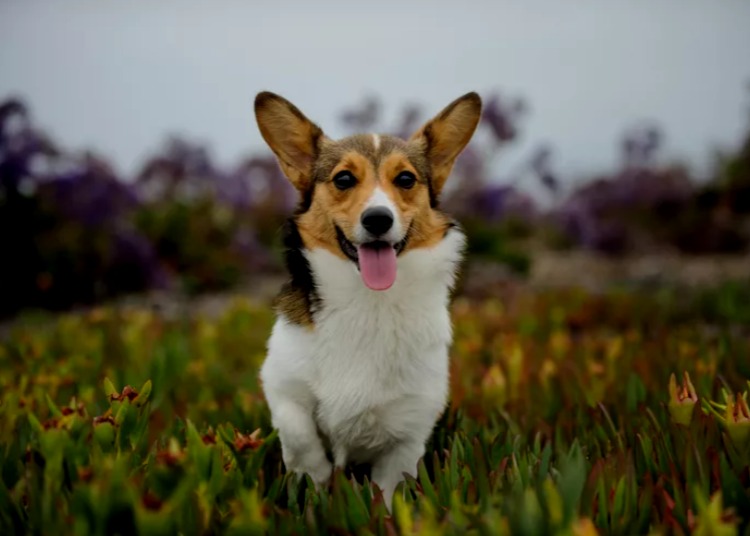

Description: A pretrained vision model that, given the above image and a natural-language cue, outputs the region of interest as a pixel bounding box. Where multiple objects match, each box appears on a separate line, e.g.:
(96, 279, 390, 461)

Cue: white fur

(355, 187, 403, 244)
(260, 228, 465, 508)
(372, 134, 380, 151)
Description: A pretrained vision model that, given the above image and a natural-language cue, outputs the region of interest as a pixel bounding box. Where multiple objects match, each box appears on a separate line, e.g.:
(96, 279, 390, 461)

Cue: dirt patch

(530, 250, 750, 290)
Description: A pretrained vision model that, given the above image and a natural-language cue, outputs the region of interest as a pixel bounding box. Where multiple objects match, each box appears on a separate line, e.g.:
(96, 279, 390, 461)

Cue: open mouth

(335, 226, 411, 291)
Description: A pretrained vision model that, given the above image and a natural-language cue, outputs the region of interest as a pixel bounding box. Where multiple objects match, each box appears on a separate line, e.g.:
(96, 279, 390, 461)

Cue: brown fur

(273, 282, 315, 329)
(409, 92, 482, 197)
(254, 91, 482, 324)
(295, 142, 451, 258)
(254, 92, 324, 193)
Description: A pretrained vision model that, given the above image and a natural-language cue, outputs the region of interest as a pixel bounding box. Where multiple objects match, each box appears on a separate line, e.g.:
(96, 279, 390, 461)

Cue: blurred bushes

(0, 99, 156, 315)
(132, 138, 291, 294)
(0, 101, 292, 317)
(2, 89, 750, 317)
(551, 123, 750, 255)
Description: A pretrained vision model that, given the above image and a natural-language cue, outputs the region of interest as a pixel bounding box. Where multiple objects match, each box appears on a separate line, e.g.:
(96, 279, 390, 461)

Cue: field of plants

(3, 79, 750, 534)
(1, 281, 749, 535)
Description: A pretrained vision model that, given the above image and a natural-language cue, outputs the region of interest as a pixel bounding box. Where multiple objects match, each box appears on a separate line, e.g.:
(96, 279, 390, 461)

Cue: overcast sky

(2, 1, 749, 195)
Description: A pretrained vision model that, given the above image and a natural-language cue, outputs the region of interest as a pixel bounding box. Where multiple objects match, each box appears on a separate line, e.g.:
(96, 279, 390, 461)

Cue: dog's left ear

(254, 91, 326, 193)
(410, 92, 482, 198)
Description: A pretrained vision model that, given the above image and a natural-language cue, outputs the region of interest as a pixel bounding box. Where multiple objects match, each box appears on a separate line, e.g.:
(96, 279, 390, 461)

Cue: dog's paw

(308, 459, 333, 490)
(285, 453, 332, 491)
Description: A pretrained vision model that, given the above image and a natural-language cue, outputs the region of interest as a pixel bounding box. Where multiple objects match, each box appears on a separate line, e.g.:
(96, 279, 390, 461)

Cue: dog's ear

(255, 92, 326, 192)
(410, 92, 482, 198)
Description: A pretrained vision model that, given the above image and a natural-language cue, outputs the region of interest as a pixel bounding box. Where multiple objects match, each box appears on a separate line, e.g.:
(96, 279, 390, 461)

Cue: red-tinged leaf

(93, 415, 115, 426)
(155, 448, 184, 467)
(77, 467, 94, 483)
(109, 385, 139, 402)
(121, 385, 138, 401)
(42, 418, 60, 430)
(234, 428, 263, 452)
(383, 516, 399, 536)
(660, 488, 682, 530)
(141, 491, 163, 511)
(498, 456, 510, 475)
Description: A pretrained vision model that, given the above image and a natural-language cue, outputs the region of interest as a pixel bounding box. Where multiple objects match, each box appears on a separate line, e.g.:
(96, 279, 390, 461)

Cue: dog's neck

(274, 218, 466, 328)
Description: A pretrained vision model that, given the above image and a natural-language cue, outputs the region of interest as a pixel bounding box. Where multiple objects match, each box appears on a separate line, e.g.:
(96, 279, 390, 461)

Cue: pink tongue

(357, 244, 397, 290)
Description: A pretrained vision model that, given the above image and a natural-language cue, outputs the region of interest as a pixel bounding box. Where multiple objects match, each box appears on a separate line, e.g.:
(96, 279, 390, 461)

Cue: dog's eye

(332, 171, 357, 190)
(394, 171, 416, 190)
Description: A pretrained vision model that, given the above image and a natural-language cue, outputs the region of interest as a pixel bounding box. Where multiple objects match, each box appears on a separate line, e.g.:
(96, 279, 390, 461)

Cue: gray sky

(2, 0, 749, 196)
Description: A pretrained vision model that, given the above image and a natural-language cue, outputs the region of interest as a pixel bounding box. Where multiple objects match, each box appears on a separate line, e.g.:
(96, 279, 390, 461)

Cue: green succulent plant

(1, 286, 749, 534)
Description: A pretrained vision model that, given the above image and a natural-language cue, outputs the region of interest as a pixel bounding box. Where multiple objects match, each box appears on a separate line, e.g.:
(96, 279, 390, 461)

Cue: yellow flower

(668, 372, 698, 426)
(481, 364, 507, 409)
(724, 392, 750, 448)
(572, 517, 599, 536)
(692, 492, 738, 536)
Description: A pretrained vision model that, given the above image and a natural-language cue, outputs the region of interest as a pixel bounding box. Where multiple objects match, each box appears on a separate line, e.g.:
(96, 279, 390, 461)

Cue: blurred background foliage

(1, 87, 749, 317)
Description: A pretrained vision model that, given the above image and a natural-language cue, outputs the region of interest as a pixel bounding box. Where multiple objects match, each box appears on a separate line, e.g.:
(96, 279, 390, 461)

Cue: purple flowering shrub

(551, 120, 750, 255)
(0, 100, 291, 316)
(132, 138, 290, 293)
(0, 99, 160, 316)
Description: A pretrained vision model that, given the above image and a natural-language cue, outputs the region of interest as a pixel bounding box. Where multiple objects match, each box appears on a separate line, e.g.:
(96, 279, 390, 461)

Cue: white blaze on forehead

(365, 187, 395, 211)
(372, 134, 380, 151)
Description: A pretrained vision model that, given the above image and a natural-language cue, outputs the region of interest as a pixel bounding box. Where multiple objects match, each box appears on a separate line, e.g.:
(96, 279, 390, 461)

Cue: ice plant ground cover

(1, 282, 749, 535)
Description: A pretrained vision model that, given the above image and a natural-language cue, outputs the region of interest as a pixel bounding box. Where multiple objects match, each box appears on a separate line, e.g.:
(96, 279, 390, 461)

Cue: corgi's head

(254, 91, 481, 291)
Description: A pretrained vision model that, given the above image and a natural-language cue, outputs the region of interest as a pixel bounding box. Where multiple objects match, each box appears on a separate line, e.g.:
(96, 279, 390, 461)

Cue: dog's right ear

(254, 92, 325, 192)
(409, 92, 482, 200)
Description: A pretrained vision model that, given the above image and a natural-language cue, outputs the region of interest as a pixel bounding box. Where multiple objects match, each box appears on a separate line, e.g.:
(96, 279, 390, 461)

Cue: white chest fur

(260, 228, 464, 489)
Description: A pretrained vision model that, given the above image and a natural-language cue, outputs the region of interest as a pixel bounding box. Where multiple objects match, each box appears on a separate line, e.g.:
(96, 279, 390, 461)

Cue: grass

(1, 282, 749, 535)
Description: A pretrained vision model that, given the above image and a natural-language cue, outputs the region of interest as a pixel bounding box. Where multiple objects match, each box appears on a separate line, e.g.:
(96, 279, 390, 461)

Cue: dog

(254, 90, 481, 509)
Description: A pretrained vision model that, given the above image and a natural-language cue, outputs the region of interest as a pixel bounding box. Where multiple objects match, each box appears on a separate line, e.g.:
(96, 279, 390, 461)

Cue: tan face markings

(298, 151, 377, 259)
(296, 143, 452, 258)
(376, 152, 451, 251)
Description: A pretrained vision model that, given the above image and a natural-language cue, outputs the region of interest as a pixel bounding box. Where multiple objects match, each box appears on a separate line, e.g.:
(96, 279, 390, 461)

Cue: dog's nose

(361, 207, 394, 236)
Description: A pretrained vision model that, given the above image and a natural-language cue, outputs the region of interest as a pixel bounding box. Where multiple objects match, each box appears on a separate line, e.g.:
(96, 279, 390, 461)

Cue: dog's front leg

(371, 441, 425, 510)
(271, 398, 332, 489)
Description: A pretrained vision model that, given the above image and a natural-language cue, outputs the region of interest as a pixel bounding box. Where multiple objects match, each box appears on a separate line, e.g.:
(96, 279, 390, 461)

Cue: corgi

(254, 90, 482, 509)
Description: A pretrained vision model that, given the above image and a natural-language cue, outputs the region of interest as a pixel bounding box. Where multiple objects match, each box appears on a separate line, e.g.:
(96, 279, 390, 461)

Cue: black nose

(361, 206, 394, 236)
